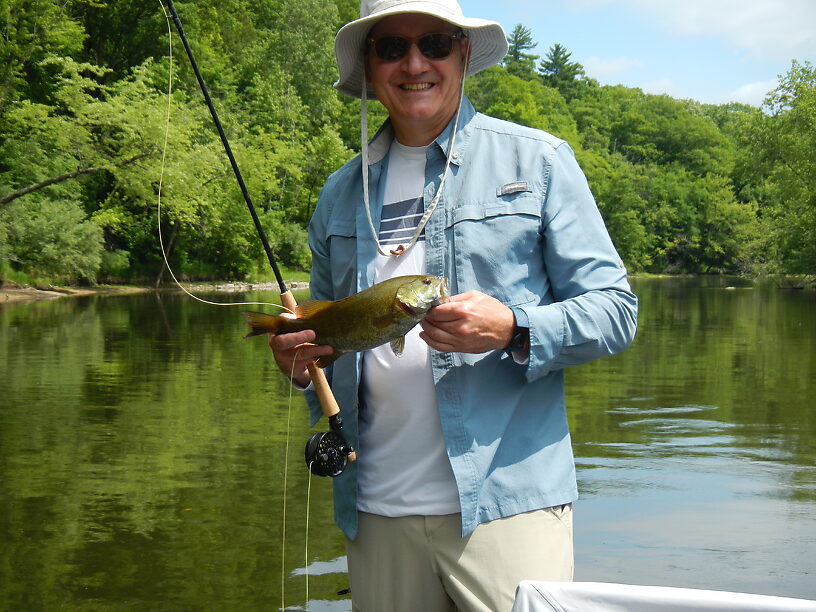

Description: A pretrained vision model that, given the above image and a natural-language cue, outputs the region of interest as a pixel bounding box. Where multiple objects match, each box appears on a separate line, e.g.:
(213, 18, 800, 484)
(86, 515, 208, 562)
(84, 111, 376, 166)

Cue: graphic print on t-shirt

(378, 196, 425, 247)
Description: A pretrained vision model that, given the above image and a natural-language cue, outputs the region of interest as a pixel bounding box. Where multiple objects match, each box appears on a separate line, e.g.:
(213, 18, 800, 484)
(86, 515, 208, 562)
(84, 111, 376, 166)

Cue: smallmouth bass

(243, 275, 449, 367)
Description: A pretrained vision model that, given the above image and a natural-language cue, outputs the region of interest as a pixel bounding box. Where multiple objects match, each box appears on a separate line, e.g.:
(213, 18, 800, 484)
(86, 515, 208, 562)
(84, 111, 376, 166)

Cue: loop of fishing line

(283, 347, 316, 611)
(159, 6, 311, 609)
(281, 353, 296, 611)
(158, 1, 291, 314)
(158, 7, 335, 609)
(305, 466, 314, 609)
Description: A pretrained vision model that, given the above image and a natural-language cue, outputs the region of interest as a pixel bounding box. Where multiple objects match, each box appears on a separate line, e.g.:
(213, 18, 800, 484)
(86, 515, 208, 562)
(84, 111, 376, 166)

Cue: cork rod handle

(279, 290, 341, 418)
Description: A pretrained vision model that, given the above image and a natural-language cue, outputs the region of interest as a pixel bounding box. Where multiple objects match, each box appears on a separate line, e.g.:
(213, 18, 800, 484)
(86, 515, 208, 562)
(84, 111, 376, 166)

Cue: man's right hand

(267, 321, 334, 388)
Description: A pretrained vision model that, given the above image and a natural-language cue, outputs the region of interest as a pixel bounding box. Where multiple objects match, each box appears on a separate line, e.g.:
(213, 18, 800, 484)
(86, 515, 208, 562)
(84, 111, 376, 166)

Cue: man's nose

(401, 43, 431, 73)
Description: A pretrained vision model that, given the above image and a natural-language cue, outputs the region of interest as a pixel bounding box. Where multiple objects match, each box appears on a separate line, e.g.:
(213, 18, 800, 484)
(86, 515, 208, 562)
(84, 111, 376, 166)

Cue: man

(269, 0, 638, 609)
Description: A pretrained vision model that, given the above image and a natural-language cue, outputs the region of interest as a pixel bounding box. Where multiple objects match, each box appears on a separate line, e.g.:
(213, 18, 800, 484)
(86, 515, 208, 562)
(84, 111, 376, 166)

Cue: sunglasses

(366, 32, 466, 61)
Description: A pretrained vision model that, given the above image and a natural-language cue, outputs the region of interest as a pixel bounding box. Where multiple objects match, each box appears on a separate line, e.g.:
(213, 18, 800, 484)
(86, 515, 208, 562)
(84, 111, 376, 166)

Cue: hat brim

(333, 3, 508, 99)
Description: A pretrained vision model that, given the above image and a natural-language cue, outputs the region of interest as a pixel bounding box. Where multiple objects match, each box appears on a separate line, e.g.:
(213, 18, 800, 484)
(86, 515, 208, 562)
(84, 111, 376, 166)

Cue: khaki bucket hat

(334, 0, 508, 99)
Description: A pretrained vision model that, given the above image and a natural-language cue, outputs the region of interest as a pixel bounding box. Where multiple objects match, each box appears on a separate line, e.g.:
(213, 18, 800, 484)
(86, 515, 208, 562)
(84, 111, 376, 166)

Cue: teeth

(401, 83, 432, 91)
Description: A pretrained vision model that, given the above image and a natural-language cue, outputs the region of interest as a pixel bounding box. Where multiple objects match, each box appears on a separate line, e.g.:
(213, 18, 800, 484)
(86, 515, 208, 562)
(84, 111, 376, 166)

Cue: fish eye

(423, 278, 432, 285)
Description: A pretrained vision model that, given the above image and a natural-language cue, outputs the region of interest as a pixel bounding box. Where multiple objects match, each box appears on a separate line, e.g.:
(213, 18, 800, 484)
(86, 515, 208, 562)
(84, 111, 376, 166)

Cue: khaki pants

(345, 506, 573, 612)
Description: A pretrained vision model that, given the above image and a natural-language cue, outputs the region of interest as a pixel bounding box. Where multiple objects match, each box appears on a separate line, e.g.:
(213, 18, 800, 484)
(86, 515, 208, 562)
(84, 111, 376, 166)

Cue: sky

(459, 0, 816, 107)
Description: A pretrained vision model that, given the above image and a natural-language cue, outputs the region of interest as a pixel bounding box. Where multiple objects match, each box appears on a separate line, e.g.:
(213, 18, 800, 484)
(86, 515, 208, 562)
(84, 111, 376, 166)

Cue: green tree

(503, 24, 538, 80)
(634, 164, 751, 273)
(73, 0, 168, 80)
(467, 67, 580, 146)
(0, 0, 86, 111)
(739, 61, 816, 274)
(236, 0, 342, 129)
(1, 198, 103, 283)
(579, 153, 653, 271)
(538, 43, 586, 100)
(593, 87, 733, 176)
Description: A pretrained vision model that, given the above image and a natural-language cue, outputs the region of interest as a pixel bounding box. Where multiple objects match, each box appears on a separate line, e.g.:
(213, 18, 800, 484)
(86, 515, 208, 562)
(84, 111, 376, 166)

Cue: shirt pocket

(446, 194, 546, 307)
(326, 218, 357, 298)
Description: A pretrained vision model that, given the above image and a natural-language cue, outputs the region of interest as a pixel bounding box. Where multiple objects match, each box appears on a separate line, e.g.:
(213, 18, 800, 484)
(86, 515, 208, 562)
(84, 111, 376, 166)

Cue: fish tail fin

(242, 311, 281, 338)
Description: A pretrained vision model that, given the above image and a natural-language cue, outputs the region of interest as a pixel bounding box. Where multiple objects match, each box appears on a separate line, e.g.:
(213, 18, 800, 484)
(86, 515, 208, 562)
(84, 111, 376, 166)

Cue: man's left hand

(419, 291, 514, 354)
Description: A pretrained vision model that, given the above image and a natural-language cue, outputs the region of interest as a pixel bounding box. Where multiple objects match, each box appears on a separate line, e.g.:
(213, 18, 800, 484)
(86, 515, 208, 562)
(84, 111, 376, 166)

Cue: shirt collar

(366, 96, 477, 167)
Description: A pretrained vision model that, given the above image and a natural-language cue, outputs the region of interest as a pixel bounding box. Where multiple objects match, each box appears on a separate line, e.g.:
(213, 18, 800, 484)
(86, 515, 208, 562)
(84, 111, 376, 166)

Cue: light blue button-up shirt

(306, 97, 638, 539)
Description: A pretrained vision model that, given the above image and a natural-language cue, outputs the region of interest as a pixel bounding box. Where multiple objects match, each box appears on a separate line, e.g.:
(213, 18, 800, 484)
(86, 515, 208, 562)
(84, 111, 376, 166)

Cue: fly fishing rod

(163, 0, 355, 476)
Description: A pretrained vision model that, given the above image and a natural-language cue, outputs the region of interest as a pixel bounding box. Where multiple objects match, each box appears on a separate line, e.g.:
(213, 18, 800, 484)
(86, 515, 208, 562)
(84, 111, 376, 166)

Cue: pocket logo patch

(497, 181, 531, 196)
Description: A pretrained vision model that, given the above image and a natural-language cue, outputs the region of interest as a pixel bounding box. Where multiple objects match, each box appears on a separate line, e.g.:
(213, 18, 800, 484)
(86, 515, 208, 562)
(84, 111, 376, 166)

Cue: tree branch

(0, 152, 152, 206)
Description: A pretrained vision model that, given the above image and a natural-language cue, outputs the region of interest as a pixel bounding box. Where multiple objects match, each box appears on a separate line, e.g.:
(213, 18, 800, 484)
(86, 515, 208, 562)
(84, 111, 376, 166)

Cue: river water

(1, 277, 814, 610)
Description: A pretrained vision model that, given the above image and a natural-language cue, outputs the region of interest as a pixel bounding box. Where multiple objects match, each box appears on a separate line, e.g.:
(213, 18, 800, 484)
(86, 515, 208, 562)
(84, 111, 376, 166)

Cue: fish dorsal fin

(295, 300, 333, 318)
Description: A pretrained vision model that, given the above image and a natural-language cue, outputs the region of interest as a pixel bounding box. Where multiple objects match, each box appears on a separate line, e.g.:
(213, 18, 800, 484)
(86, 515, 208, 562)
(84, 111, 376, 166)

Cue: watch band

(507, 307, 530, 352)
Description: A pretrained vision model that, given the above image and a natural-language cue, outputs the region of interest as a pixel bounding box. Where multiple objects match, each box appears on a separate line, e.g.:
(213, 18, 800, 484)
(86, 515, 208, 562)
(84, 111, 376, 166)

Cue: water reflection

(1, 278, 814, 609)
(569, 279, 815, 599)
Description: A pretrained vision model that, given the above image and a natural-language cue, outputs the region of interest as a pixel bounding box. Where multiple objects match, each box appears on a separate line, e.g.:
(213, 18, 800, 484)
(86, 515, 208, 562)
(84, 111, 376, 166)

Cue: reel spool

(304, 414, 356, 477)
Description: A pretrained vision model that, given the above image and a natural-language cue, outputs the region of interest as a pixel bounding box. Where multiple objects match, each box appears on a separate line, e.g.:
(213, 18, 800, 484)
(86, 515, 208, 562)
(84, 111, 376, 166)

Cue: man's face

(366, 14, 468, 146)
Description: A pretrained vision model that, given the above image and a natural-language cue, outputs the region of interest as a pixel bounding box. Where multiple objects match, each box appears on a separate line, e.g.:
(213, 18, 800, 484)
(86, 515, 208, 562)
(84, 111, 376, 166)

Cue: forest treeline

(1, 0, 814, 285)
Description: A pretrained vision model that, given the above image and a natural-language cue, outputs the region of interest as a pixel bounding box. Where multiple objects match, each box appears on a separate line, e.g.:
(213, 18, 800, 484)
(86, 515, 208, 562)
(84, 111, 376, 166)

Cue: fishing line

(158, 1, 292, 313)
(159, 6, 346, 609)
(280, 347, 298, 610)
(305, 464, 314, 609)
(160, 4, 306, 607)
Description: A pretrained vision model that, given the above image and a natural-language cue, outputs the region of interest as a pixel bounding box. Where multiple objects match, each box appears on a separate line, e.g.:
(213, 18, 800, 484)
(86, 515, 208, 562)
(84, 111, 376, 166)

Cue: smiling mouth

(400, 83, 434, 91)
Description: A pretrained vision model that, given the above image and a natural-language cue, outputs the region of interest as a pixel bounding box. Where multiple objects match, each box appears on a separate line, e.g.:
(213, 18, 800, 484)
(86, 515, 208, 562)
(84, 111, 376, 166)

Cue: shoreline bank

(1, 281, 310, 307)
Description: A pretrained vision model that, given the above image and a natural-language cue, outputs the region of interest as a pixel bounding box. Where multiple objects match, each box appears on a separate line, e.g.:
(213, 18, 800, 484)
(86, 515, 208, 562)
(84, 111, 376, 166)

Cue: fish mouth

(434, 277, 450, 304)
(397, 277, 449, 314)
(398, 299, 419, 316)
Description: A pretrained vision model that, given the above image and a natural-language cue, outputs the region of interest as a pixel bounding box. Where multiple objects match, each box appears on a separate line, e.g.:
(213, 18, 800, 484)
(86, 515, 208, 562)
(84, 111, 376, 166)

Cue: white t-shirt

(357, 140, 460, 516)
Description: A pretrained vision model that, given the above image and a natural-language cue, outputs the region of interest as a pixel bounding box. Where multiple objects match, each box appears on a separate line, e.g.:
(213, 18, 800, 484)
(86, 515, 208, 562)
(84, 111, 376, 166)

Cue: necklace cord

(360, 44, 472, 258)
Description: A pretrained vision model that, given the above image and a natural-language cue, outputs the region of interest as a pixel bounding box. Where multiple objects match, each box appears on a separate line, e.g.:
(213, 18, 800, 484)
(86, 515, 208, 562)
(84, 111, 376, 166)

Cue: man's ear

(459, 36, 471, 70)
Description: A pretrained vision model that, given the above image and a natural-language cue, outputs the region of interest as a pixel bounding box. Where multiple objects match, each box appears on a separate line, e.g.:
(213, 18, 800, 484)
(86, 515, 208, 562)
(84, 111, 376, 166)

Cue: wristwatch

(506, 307, 530, 352)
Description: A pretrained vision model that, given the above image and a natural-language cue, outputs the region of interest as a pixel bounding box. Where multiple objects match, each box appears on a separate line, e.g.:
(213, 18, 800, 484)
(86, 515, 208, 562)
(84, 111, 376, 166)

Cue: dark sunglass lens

(371, 33, 458, 61)
(418, 34, 454, 59)
(375, 36, 410, 60)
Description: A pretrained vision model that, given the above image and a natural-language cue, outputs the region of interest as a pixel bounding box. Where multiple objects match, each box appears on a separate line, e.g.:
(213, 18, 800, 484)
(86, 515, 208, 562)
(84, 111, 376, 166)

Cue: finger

(419, 320, 459, 349)
(291, 343, 335, 364)
(424, 302, 469, 323)
(269, 329, 316, 351)
(418, 330, 457, 353)
(420, 315, 466, 339)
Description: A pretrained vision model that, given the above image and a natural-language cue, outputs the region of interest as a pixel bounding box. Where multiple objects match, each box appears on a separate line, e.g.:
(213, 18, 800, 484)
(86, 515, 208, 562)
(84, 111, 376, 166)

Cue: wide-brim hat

(334, 0, 508, 99)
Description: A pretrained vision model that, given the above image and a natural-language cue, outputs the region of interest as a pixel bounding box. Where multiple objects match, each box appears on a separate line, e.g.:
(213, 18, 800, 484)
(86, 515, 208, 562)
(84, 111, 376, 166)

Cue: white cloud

(640, 78, 683, 98)
(726, 78, 779, 107)
(583, 55, 643, 80)
(629, 0, 816, 62)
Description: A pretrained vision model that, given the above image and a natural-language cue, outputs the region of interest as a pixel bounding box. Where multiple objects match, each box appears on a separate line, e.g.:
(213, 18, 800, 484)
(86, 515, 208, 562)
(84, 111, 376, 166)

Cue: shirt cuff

(509, 306, 531, 364)
(292, 378, 313, 392)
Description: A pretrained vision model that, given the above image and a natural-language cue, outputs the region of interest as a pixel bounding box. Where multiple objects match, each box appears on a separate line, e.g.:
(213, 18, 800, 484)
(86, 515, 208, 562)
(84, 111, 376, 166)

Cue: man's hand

(419, 291, 514, 354)
(267, 316, 334, 387)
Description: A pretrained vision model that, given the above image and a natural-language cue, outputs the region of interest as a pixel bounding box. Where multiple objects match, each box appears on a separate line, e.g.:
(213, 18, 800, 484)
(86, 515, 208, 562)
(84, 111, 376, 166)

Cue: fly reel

(305, 414, 356, 477)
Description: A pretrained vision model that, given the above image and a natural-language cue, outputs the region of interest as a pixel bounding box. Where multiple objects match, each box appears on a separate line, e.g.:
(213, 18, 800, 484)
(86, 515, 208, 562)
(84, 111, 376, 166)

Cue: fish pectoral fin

(390, 336, 405, 356)
(295, 300, 334, 318)
(314, 351, 344, 369)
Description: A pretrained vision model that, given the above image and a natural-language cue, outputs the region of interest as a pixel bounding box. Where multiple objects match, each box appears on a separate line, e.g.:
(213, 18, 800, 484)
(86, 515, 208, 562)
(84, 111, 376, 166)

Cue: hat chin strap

(360, 46, 472, 258)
